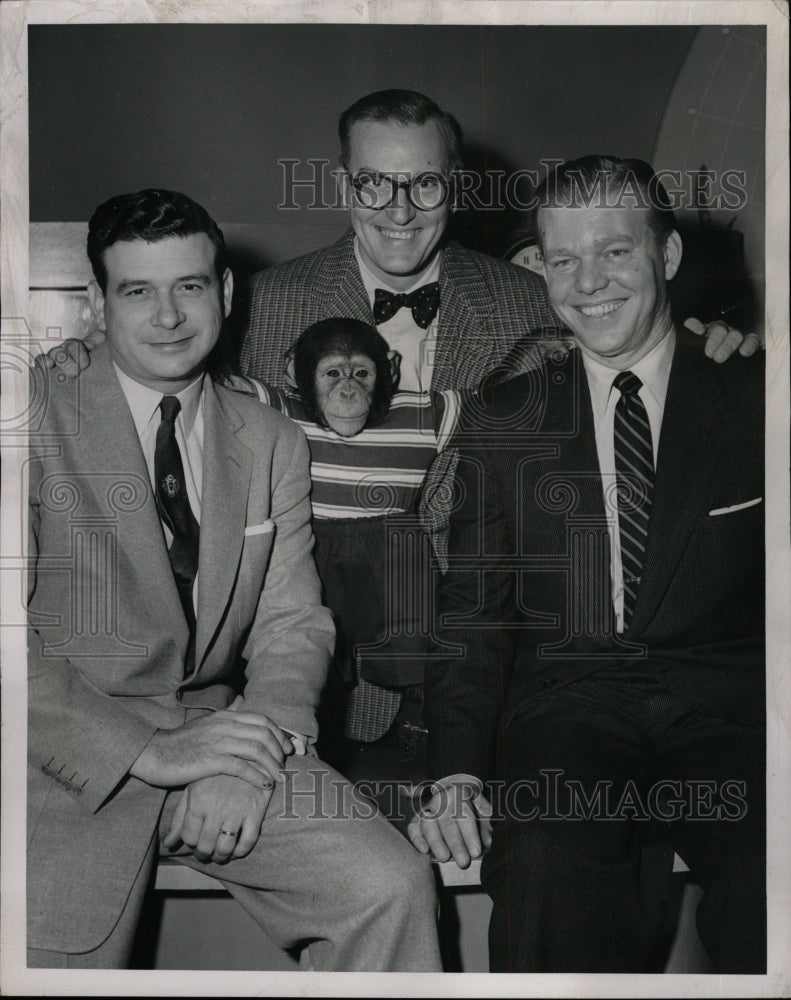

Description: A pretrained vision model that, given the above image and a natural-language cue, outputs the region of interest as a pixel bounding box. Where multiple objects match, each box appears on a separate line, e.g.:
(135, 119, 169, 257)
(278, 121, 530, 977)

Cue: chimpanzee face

(315, 351, 378, 436)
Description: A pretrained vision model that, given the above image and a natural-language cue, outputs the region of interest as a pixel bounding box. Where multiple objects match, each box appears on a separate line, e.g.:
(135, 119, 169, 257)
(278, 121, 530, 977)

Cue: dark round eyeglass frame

(349, 170, 452, 211)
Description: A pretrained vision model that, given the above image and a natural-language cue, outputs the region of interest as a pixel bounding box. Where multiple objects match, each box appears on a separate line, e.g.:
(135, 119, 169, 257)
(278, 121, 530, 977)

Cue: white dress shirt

(356, 240, 440, 392)
(580, 330, 675, 632)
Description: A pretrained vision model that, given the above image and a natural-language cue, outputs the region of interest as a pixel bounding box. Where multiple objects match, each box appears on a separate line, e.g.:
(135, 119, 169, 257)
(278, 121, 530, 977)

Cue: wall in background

(28, 23, 766, 342)
(654, 25, 766, 335)
(29, 23, 699, 266)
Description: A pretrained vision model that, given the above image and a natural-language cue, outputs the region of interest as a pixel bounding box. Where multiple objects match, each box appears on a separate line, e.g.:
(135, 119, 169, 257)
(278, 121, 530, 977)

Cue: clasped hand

(130, 698, 293, 864)
(130, 696, 293, 790)
(163, 774, 273, 864)
(407, 778, 493, 869)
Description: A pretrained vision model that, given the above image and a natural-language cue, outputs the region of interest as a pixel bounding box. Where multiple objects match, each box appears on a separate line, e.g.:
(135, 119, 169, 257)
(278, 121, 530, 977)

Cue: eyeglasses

(350, 170, 451, 211)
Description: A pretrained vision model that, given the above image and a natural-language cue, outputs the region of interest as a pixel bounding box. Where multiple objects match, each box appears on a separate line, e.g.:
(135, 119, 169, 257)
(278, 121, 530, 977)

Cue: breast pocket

(690, 494, 764, 606)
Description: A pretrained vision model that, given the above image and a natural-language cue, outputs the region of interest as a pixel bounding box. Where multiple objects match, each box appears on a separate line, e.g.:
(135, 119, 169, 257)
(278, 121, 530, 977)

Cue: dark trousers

(482, 667, 765, 973)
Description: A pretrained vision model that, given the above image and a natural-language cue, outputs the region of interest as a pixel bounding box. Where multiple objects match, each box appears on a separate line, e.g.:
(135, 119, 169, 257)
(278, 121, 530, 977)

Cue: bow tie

(373, 282, 440, 329)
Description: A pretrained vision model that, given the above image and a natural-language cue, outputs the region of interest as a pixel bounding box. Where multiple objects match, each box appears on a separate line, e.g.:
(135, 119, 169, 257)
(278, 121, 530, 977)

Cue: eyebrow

(547, 234, 638, 256)
(114, 273, 214, 294)
(593, 234, 637, 249)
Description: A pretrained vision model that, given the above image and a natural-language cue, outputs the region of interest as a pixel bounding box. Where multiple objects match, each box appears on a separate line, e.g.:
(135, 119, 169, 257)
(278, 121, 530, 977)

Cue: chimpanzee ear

(284, 352, 298, 389)
(387, 350, 401, 386)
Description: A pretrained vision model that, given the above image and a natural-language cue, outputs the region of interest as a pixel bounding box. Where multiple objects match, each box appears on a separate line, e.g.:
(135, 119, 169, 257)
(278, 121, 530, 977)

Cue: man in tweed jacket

(240, 91, 562, 743)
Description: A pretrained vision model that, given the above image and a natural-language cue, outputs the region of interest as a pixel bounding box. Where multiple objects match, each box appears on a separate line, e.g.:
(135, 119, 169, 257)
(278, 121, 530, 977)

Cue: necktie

(373, 281, 440, 329)
(155, 396, 199, 667)
(613, 371, 654, 627)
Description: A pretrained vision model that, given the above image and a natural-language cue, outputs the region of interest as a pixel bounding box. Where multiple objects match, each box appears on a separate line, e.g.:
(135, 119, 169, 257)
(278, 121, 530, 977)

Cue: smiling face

(539, 204, 682, 369)
(88, 233, 232, 393)
(347, 119, 452, 290)
(315, 351, 377, 436)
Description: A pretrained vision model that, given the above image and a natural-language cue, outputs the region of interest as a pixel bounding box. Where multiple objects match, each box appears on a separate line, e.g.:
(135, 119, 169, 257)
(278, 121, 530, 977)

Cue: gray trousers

(28, 755, 441, 971)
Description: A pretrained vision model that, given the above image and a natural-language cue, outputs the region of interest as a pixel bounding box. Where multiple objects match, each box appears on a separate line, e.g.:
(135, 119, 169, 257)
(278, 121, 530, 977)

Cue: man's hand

(34, 331, 104, 377)
(684, 317, 763, 362)
(129, 699, 293, 790)
(162, 774, 273, 863)
(407, 776, 492, 869)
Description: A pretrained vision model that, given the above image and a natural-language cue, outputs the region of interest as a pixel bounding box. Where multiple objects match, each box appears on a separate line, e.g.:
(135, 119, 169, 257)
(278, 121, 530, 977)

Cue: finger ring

(219, 828, 238, 837)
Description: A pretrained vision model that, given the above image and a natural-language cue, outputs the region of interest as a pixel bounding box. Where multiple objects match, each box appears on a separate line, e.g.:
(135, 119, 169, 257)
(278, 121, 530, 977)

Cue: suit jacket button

(542, 678, 555, 688)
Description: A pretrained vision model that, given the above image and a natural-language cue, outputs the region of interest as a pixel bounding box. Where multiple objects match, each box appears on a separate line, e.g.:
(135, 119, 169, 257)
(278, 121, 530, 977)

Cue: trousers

(28, 754, 441, 971)
(482, 667, 765, 973)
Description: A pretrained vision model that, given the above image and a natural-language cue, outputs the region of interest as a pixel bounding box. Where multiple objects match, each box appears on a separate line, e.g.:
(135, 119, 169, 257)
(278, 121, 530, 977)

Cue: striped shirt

(248, 381, 461, 519)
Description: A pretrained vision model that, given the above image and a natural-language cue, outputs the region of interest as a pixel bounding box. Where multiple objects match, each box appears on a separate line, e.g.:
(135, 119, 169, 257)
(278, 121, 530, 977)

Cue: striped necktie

(613, 371, 654, 627)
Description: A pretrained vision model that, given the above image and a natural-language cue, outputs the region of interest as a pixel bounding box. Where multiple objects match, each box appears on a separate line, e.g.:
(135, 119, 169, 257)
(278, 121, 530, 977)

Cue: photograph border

(2, 2, 788, 996)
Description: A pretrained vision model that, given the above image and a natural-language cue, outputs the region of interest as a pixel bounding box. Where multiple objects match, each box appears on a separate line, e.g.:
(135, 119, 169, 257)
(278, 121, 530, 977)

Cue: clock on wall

(506, 235, 545, 277)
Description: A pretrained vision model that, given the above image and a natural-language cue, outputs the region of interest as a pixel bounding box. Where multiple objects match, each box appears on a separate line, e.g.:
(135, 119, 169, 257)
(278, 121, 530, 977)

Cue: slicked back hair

(534, 155, 677, 249)
(338, 89, 464, 173)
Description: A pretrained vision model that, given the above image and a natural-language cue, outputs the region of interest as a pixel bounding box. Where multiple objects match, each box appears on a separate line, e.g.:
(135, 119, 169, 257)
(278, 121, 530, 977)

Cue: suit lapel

(316, 235, 498, 388)
(317, 231, 374, 322)
(194, 380, 252, 671)
(530, 355, 617, 648)
(434, 242, 498, 390)
(79, 347, 188, 648)
(628, 332, 725, 634)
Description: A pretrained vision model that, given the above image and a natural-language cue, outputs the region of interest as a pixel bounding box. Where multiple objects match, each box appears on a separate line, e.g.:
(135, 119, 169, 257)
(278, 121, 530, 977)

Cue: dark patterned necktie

(613, 371, 654, 627)
(155, 395, 199, 668)
(373, 281, 440, 329)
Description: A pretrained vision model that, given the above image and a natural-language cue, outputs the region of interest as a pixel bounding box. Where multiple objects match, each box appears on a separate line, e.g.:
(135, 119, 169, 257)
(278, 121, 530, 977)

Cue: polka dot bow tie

(373, 281, 440, 329)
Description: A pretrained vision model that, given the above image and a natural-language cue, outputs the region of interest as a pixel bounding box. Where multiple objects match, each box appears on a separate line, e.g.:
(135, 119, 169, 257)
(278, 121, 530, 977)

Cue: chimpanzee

(246, 317, 461, 772)
(288, 317, 398, 436)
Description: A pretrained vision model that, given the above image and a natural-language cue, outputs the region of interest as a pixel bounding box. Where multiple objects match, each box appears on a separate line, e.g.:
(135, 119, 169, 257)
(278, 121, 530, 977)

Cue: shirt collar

(355, 237, 442, 303)
(114, 363, 205, 437)
(581, 328, 676, 426)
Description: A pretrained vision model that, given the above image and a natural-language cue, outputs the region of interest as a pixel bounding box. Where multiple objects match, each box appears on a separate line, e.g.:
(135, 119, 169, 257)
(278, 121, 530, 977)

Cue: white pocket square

(244, 520, 275, 536)
(708, 498, 762, 516)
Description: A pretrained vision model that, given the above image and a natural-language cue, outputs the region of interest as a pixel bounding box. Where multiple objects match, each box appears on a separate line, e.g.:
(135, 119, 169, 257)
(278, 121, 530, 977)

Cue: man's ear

(221, 267, 234, 318)
(663, 231, 683, 281)
(387, 350, 401, 386)
(337, 162, 353, 211)
(285, 353, 298, 390)
(449, 171, 459, 213)
(86, 279, 107, 332)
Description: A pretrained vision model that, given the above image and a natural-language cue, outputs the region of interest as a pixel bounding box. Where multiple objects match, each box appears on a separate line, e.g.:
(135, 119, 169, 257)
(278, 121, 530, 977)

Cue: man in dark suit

(409, 155, 765, 973)
(26, 189, 441, 970)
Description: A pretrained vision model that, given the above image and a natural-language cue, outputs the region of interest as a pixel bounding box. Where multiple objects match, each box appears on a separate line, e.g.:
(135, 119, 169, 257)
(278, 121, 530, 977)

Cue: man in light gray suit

(26, 188, 440, 970)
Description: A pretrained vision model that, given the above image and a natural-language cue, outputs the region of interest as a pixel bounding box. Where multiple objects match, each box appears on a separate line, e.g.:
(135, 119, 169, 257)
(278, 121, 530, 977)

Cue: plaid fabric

(345, 677, 403, 743)
(239, 230, 561, 566)
(240, 229, 556, 389)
